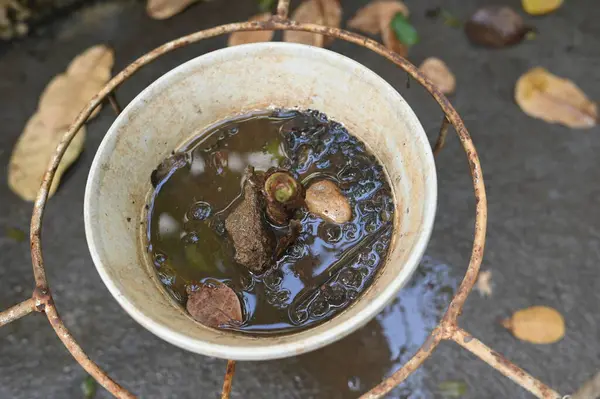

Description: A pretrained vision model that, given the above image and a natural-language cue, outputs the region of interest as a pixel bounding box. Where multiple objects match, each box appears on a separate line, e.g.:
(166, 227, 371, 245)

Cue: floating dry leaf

(228, 13, 274, 47)
(515, 67, 597, 128)
(465, 6, 532, 48)
(348, 1, 410, 56)
(146, 0, 199, 20)
(8, 45, 113, 201)
(284, 0, 341, 47)
(475, 269, 492, 297)
(522, 0, 563, 15)
(186, 283, 243, 328)
(419, 57, 456, 95)
(502, 306, 565, 344)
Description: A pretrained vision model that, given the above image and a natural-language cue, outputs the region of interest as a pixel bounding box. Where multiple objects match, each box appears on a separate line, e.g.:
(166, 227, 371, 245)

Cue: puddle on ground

(294, 255, 458, 398)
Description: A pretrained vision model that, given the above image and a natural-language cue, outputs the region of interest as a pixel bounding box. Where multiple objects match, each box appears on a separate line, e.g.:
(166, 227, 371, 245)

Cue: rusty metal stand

(0, 1, 568, 398)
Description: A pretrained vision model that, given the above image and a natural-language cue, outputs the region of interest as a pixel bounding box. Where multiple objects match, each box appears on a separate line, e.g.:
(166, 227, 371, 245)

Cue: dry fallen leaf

(502, 306, 565, 344)
(474, 269, 492, 297)
(465, 6, 532, 48)
(522, 0, 563, 15)
(419, 57, 456, 95)
(228, 13, 274, 47)
(348, 1, 409, 56)
(284, 0, 341, 47)
(146, 0, 199, 20)
(515, 67, 597, 128)
(186, 283, 243, 328)
(8, 45, 113, 201)
(348, 0, 409, 35)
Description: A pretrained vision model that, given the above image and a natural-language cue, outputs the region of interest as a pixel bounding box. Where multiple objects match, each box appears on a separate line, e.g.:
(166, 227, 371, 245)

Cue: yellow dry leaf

(522, 0, 563, 15)
(474, 269, 492, 297)
(515, 67, 597, 129)
(419, 57, 456, 95)
(284, 0, 341, 47)
(348, 0, 409, 36)
(320, 0, 342, 46)
(146, 0, 199, 20)
(228, 13, 274, 47)
(8, 45, 113, 201)
(502, 306, 565, 344)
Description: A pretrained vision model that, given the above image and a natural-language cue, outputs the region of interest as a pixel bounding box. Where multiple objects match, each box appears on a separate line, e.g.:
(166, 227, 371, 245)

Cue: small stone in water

(305, 180, 352, 224)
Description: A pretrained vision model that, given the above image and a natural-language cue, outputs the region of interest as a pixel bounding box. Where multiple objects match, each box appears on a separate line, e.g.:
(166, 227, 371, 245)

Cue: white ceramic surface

(84, 42, 437, 361)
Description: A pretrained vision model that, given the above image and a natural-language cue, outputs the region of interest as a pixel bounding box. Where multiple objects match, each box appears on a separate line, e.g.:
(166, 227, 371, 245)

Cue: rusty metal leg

(107, 92, 122, 115)
(451, 327, 563, 399)
(221, 360, 236, 399)
(0, 297, 36, 327)
(433, 116, 450, 156)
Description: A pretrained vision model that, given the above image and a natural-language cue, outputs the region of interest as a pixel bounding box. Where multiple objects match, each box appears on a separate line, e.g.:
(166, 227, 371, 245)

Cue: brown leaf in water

(419, 57, 456, 95)
(502, 306, 565, 344)
(146, 0, 200, 20)
(515, 67, 597, 128)
(228, 13, 274, 47)
(348, 1, 409, 56)
(8, 45, 113, 201)
(186, 283, 243, 328)
(474, 269, 492, 297)
(465, 6, 532, 48)
(284, 0, 341, 47)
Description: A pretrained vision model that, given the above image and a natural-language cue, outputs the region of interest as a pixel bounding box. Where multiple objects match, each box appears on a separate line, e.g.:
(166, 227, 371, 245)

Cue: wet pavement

(1, 0, 599, 398)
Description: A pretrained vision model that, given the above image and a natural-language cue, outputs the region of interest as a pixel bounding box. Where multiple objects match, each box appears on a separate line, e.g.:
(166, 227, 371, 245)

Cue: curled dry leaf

(348, 1, 410, 56)
(515, 67, 597, 128)
(146, 0, 199, 20)
(522, 0, 563, 16)
(474, 269, 492, 297)
(8, 45, 113, 201)
(502, 306, 565, 344)
(186, 283, 243, 328)
(419, 57, 456, 95)
(284, 0, 341, 47)
(228, 13, 274, 47)
(465, 6, 532, 48)
(305, 179, 352, 224)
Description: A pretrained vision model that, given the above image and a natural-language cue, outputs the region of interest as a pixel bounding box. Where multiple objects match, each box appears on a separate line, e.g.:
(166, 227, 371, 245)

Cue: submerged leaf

(522, 0, 563, 15)
(146, 0, 199, 20)
(284, 0, 341, 47)
(348, 1, 410, 56)
(419, 57, 455, 95)
(81, 375, 97, 399)
(502, 306, 565, 344)
(437, 380, 468, 398)
(186, 283, 243, 328)
(465, 6, 532, 48)
(228, 13, 274, 47)
(5, 227, 26, 242)
(8, 45, 113, 201)
(515, 67, 597, 128)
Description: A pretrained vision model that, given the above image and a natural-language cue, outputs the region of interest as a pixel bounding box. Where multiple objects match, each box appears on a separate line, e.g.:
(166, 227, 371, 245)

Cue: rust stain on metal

(221, 360, 236, 399)
(0, 297, 36, 327)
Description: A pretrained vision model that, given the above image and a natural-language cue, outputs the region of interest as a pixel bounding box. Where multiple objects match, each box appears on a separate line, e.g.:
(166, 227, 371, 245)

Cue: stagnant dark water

(146, 109, 395, 333)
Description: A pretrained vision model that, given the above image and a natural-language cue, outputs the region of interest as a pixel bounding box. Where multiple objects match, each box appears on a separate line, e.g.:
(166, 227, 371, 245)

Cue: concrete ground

(1, 0, 599, 398)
